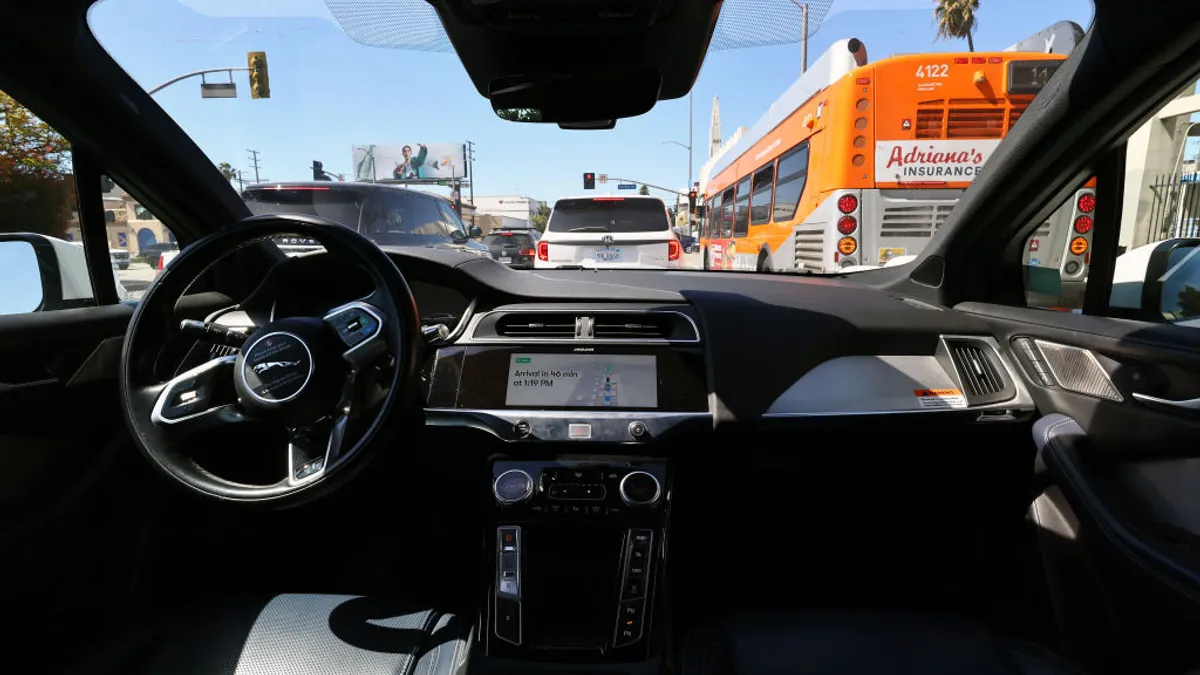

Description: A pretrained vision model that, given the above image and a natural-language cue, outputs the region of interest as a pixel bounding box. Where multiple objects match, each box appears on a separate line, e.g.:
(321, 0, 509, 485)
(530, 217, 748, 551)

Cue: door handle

(1132, 392, 1200, 411)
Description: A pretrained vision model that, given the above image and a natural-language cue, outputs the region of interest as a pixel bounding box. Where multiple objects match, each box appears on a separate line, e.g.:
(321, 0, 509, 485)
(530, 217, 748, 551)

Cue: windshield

(549, 199, 670, 234)
(85, 0, 1098, 278)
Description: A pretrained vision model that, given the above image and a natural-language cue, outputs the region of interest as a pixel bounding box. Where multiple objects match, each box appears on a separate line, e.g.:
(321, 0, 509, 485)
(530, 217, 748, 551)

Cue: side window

(104, 179, 177, 301)
(720, 188, 734, 238)
(1022, 75, 1200, 328)
(750, 164, 775, 226)
(410, 196, 447, 236)
(733, 176, 751, 237)
(436, 201, 463, 235)
(365, 191, 414, 236)
(0, 90, 88, 316)
(773, 142, 810, 222)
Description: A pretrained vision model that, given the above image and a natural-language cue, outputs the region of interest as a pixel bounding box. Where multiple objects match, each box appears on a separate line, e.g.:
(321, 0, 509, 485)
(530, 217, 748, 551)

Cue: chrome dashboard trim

(459, 308, 701, 345)
(426, 408, 711, 442)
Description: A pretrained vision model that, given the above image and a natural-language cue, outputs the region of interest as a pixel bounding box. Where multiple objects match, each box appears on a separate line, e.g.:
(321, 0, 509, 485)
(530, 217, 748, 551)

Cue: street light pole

(688, 90, 694, 191)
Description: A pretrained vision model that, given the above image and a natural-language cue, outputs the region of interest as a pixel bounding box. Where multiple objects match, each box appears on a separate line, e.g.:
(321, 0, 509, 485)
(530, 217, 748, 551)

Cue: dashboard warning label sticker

(913, 388, 967, 409)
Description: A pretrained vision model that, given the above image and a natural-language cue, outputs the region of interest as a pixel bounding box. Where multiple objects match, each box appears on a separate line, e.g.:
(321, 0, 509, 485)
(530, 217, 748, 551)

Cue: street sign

(617, 183, 636, 190)
(1183, 172, 1199, 183)
(598, 174, 608, 184)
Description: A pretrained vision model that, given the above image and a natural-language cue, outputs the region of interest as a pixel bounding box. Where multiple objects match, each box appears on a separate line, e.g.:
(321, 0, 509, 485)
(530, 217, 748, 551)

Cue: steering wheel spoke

(286, 414, 348, 485)
(323, 299, 387, 370)
(150, 355, 252, 433)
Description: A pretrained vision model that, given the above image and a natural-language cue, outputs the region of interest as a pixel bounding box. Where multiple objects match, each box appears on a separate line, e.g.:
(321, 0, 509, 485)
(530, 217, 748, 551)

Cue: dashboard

(198, 246, 1036, 445)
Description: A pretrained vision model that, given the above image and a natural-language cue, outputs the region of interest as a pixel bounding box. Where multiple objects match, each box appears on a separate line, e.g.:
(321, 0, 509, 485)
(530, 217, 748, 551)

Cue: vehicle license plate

(595, 248, 621, 262)
(499, 256, 511, 263)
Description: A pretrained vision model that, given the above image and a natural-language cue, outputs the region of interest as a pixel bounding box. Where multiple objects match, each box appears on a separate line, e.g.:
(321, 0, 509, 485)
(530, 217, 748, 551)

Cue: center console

(484, 457, 671, 665)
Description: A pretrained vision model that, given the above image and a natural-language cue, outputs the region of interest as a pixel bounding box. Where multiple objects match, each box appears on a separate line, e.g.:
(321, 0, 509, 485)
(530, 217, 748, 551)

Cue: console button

(495, 597, 521, 645)
(619, 471, 662, 506)
(623, 578, 645, 599)
(614, 599, 645, 647)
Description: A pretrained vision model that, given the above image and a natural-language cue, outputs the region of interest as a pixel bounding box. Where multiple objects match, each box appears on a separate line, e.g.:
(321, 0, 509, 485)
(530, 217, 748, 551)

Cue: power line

(247, 149, 262, 184)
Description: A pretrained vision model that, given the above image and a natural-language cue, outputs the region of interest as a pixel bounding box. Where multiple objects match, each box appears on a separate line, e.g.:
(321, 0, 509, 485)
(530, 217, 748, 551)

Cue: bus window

(750, 164, 775, 226)
(734, 176, 751, 237)
(773, 142, 809, 223)
(720, 188, 734, 238)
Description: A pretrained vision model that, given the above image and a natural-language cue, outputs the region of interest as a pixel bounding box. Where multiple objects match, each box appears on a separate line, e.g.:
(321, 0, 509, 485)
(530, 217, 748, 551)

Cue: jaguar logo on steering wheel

(252, 360, 300, 375)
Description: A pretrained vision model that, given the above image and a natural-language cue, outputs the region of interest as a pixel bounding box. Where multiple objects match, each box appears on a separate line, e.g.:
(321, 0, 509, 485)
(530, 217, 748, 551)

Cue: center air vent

(495, 313, 576, 338)
(939, 337, 1015, 406)
(476, 310, 699, 342)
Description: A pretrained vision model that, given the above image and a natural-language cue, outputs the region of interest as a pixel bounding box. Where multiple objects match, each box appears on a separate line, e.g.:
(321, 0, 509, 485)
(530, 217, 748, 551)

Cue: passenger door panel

(958, 301, 1200, 674)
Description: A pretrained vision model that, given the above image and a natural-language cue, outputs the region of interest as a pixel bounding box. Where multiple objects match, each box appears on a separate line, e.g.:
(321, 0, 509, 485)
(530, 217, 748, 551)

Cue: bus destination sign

(1007, 60, 1063, 95)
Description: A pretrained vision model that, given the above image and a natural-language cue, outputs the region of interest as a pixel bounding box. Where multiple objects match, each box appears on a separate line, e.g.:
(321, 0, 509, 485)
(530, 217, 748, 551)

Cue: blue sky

(87, 0, 1099, 204)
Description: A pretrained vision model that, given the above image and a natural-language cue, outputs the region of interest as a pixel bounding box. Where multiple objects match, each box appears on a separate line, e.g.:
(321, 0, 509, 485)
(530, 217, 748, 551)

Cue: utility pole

(801, 2, 809, 74)
(789, 0, 809, 74)
(233, 170, 246, 191)
(688, 91, 694, 194)
(465, 140, 477, 205)
(247, 149, 262, 184)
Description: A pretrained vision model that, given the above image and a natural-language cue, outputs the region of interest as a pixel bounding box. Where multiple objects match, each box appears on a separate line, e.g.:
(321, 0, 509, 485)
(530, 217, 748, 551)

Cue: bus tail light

(1077, 192, 1096, 213)
(837, 194, 858, 214)
(537, 240, 549, 261)
(1073, 216, 1094, 234)
(837, 237, 858, 256)
(837, 216, 858, 235)
(668, 240, 681, 261)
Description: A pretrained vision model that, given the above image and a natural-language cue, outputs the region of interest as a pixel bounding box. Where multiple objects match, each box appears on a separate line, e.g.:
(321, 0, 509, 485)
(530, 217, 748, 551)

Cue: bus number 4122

(915, 64, 949, 78)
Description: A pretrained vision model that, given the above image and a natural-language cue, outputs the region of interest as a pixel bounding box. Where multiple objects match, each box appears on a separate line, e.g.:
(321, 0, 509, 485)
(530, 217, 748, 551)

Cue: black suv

(483, 227, 541, 269)
(241, 182, 489, 258)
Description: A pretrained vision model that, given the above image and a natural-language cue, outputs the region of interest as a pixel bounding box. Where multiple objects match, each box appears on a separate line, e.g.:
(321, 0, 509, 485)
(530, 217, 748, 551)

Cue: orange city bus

(698, 27, 1096, 280)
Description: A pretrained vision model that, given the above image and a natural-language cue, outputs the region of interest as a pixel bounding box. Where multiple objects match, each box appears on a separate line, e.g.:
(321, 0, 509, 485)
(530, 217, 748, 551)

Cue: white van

(535, 195, 682, 269)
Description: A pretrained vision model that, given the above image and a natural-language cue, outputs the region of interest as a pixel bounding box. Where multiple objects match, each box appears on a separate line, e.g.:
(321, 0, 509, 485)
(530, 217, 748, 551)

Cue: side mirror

(451, 230, 469, 245)
(468, 225, 483, 239)
(1142, 238, 1200, 322)
(0, 232, 103, 313)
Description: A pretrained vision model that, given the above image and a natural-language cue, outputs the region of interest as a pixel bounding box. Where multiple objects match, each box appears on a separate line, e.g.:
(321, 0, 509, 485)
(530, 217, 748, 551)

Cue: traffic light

(687, 189, 697, 213)
(247, 51, 270, 99)
(313, 160, 329, 181)
(583, 172, 595, 190)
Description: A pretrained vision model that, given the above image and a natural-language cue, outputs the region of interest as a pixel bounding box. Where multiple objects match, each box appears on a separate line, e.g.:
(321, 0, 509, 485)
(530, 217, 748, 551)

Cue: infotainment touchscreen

(505, 353, 657, 408)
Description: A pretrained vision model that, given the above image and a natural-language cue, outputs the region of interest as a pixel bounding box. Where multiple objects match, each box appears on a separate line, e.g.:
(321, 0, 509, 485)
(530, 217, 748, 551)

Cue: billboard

(352, 143, 466, 181)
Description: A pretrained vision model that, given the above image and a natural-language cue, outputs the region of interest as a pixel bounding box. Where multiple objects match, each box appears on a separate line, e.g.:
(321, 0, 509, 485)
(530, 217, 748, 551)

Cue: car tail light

(836, 216, 857, 235)
(668, 240, 681, 261)
(1073, 215, 1094, 234)
(537, 240, 549, 261)
(1077, 192, 1096, 213)
(837, 194, 858, 214)
(520, 248, 535, 256)
(157, 256, 165, 271)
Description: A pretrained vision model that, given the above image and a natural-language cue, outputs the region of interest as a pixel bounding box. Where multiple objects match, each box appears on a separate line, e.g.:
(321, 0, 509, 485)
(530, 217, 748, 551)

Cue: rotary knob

(619, 471, 661, 506)
(493, 469, 534, 504)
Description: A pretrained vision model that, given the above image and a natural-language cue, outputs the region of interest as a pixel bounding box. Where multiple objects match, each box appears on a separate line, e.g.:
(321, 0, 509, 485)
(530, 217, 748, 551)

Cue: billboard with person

(352, 143, 467, 181)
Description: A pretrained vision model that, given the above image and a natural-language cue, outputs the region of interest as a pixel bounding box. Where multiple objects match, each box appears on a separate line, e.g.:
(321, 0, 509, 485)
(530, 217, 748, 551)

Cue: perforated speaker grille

(1033, 340, 1123, 402)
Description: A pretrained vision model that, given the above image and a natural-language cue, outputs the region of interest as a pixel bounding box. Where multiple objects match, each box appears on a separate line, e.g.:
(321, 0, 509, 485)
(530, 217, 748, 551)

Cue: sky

(85, 0, 1101, 205)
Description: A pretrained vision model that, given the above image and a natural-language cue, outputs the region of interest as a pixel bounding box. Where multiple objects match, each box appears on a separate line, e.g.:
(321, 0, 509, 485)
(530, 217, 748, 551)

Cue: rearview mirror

(0, 239, 46, 315)
(490, 68, 661, 125)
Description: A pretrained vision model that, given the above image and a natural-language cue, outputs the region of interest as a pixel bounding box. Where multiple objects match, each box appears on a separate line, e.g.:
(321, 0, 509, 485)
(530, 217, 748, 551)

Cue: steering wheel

(119, 215, 421, 505)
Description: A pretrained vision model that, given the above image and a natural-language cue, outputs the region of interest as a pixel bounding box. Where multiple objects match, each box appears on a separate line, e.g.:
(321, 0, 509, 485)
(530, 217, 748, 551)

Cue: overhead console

(425, 306, 710, 442)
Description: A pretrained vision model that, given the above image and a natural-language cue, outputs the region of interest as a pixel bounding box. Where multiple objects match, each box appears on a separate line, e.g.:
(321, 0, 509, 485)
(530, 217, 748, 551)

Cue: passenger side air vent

(473, 309, 700, 342)
(938, 337, 1016, 406)
(592, 313, 673, 339)
(495, 313, 577, 338)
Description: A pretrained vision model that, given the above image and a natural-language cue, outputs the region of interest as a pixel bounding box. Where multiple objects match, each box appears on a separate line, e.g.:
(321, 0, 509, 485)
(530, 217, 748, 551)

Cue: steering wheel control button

(494, 469, 534, 504)
(513, 419, 532, 438)
(239, 332, 314, 404)
(159, 379, 212, 421)
(327, 304, 381, 349)
(619, 471, 662, 506)
(628, 421, 648, 439)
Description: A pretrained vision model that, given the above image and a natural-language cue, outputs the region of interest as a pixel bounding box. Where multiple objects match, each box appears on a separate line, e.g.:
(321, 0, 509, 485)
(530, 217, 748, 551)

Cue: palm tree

(934, 0, 980, 52)
(216, 162, 236, 183)
(638, 184, 650, 195)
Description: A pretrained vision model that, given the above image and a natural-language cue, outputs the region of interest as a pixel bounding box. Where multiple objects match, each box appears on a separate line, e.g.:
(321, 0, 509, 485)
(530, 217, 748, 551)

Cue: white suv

(535, 195, 682, 269)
